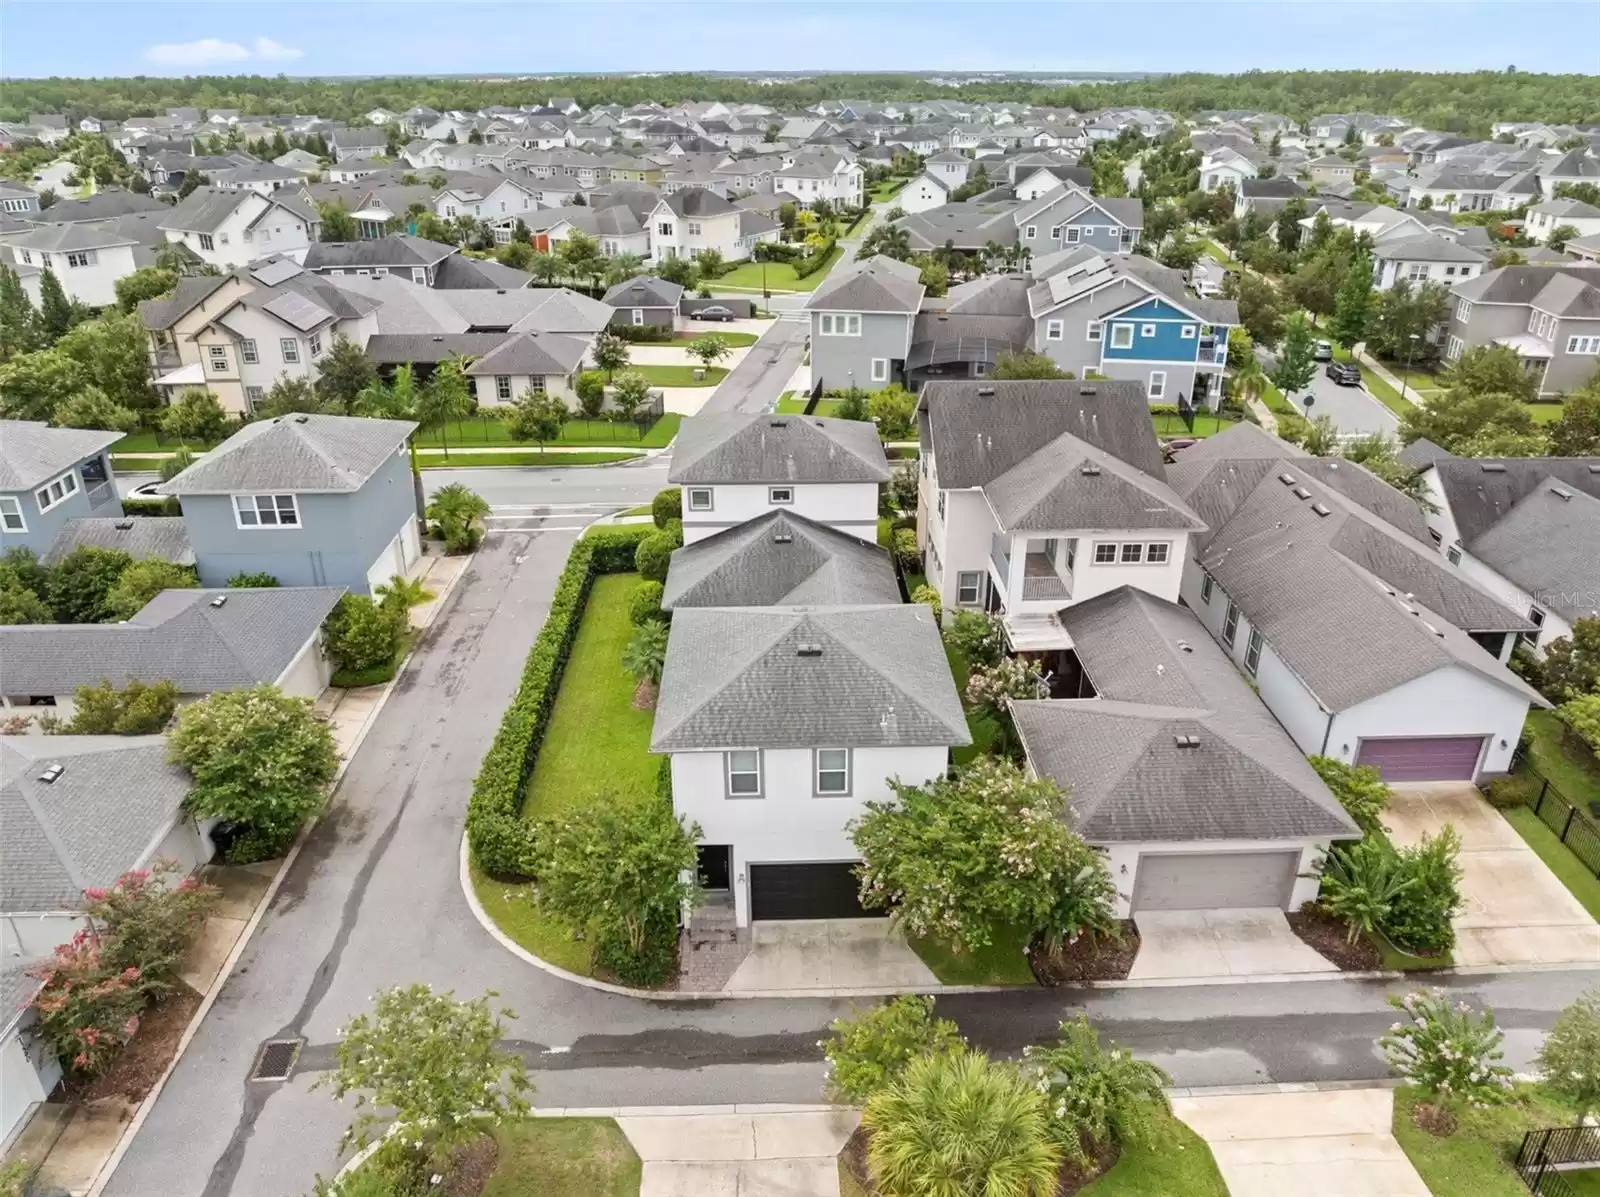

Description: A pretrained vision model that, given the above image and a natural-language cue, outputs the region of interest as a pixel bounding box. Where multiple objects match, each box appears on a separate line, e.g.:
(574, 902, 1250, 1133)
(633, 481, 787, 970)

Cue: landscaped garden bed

(1286, 903, 1382, 969)
(1028, 921, 1141, 986)
(1393, 1084, 1584, 1197)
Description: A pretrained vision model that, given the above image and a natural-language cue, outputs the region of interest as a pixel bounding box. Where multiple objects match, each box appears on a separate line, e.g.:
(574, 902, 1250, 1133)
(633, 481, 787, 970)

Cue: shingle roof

(1450, 263, 1600, 315)
(1396, 438, 1457, 471)
(156, 188, 257, 234)
(662, 510, 899, 609)
(42, 517, 193, 566)
(0, 586, 341, 697)
(602, 275, 685, 309)
(1012, 589, 1359, 843)
(5, 220, 139, 252)
(659, 188, 736, 217)
(1432, 457, 1600, 544)
(2, 736, 194, 913)
(364, 332, 514, 364)
(303, 236, 457, 270)
(158, 414, 416, 495)
(669, 413, 890, 485)
(26, 190, 166, 223)
(461, 331, 590, 377)
(805, 255, 925, 314)
(651, 605, 970, 752)
(0, 421, 121, 491)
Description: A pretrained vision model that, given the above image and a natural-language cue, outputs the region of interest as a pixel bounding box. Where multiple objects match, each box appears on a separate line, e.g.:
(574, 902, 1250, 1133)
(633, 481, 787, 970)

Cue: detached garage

(1355, 736, 1486, 783)
(1130, 851, 1300, 913)
(749, 862, 881, 922)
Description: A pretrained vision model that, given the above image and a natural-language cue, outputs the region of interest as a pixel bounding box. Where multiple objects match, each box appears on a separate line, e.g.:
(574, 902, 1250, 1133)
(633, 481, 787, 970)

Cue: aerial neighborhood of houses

(3, 75, 1600, 1197)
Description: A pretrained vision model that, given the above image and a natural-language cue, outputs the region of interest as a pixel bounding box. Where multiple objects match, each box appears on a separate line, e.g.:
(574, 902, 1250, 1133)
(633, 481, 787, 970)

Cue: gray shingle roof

(805, 255, 925, 314)
(2, 959, 45, 1037)
(1469, 482, 1600, 623)
(26, 190, 166, 223)
(43, 517, 193, 566)
(304, 236, 457, 270)
(461, 331, 590, 377)
(0, 586, 342, 696)
(602, 275, 684, 309)
(5, 220, 139, 252)
(669, 413, 890, 485)
(364, 332, 514, 364)
(1396, 437, 1456, 471)
(662, 510, 899, 609)
(159, 414, 416, 495)
(1450, 263, 1600, 316)
(659, 188, 736, 218)
(1012, 588, 1359, 843)
(156, 188, 260, 234)
(2, 736, 193, 913)
(983, 426, 1204, 532)
(651, 605, 970, 752)
(0, 421, 121, 491)
(1432, 457, 1600, 544)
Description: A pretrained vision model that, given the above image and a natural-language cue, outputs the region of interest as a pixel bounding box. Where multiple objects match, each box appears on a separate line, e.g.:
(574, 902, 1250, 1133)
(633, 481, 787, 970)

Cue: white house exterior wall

(1099, 840, 1327, 918)
(275, 631, 333, 700)
(7, 242, 137, 307)
(680, 481, 879, 544)
(1328, 666, 1529, 778)
(469, 371, 579, 409)
(898, 176, 950, 214)
(669, 744, 950, 927)
(2, 1016, 59, 1148)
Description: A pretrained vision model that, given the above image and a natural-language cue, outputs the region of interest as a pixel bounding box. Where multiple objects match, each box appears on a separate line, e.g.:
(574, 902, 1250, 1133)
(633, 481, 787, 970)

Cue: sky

(1, 1, 1596, 79)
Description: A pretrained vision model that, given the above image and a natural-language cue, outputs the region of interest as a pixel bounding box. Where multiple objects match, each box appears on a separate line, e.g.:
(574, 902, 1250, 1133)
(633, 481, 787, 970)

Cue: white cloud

(144, 36, 303, 68)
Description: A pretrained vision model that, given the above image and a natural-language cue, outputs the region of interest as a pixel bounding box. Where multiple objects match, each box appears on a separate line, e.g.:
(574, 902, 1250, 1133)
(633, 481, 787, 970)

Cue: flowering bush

(28, 932, 145, 1075)
(1023, 1016, 1170, 1166)
(944, 610, 1006, 669)
(87, 859, 218, 999)
(1537, 987, 1600, 1116)
(822, 995, 964, 1104)
(1379, 988, 1513, 1111)
(965, 656, 1050, 723)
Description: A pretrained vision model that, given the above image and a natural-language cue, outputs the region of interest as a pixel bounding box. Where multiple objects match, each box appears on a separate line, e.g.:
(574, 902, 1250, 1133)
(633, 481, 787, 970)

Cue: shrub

(65, 679, 179, 735)
(945, 610, 1006, 669)
(610, 322, 676, 343)
(1561, 692, 1600, 755)
(910, 583, 941, 625)
(160, 387, 231, 445)
(890, 527, 919, 571)
(87, 859, 218, 999)
(834, 386, 870, 421)
(1384, 827, 1463, 956)
(323, 594, 404, 676)
(227, 571, 278, 588)
(886, 462, 919, 513)
(1484, 773, 1539, 809)
(651, 487, 682, 528)
(122, 497, 180, 517)
(44, 545, 133, 623)
(623, 619, 670, 684)
(1023, 1015, 1171, 1165)
(863, 1049, 1060, 1197)
(1540, 619, 1600, 701)
(822, 995, 963, 1104)
(28, 933, 145, 1075)
(1309, 756, 1392, 836)
(1379, 988, 1512, 1110)
(466, 525, 654, 877)
(635, 532, 673, 582)
(574, 369, 606, 418)
(1537, 987, 1600, 1117)
(790, 238, 837, 280)
(629, 580, 666, 626)
(1318, 837, 1415, 944)
(869, 385, 916, 440)
(426, 483, 489, 553)
(103, 559, 199, 620)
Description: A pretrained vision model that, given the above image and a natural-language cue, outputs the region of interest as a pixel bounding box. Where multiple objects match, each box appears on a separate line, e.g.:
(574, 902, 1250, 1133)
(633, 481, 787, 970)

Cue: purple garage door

(1354, 736, 1485, 782)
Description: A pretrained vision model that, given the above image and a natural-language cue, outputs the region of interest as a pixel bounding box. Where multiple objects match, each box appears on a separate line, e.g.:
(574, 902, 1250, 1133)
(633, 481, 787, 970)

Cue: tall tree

(1367, 278, 1449, 365)
(313, 334, 377, 415)
(36, 269, 83, 342)
(503, 388, 569, 450)
(113, 265, 177, 313)
(0, 263, 38, 361)
(1275, 196, 1307, 254)
(1330, 249, 1376, 347)
(57, 312, 158, 413)
(1549, 379, 1600, 456)
(415, 355, 473, 461)
(1272, 312, 1317, 397)
(1230, 272, 1285, 348)
(317, 200, 358, 242)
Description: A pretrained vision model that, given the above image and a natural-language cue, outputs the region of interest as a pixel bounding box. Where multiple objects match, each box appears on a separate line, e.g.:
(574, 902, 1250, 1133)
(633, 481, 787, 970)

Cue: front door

(697, 845, 731, 892)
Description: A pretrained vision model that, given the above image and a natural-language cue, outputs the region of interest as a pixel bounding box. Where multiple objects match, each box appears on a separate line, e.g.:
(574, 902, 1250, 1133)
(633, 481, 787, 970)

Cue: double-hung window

(34, 471, 79, 515)
(1148, 370, 1167, 399)
(1065, 226, 1082, 244)
(1222, 601, 1240, 647)
(1086, 321, 1102, 342)
(1567, 335, 1600, 355)
(815, 749, 850, 796)
(632, 308, 645, 325)
(1244, 628, 1264, 676)
(198, 233, 215, 251)
(1093, 542, 1118, 564)
(1048, 224, 1062, 241)
(1024, 224, 1037, 239)
(870, 357, 888, 382)
(65, 250, 95, 268)
(956, 571, 982, 605)
(687, 487, 713, 511)
(308, 331, 323, 357)
(233, 493, 300, 528)
(0, 496, 26, 532)
(495, 376, 512, 400)
(1200, 572, 1214, 604)
(240, 339, 259, 364)
(726, 750, 762, 797)
(1523, 606, 1546, 649)
(208, 345, 229, 371)
(819, 313, 861, 336)
(1120, 542, 1143, 564)
(280, 338, 300, 364)
(1145, 542, 1170, 564)
(1110, 323, 1134, 349)
(1045, 319, 1064, 341)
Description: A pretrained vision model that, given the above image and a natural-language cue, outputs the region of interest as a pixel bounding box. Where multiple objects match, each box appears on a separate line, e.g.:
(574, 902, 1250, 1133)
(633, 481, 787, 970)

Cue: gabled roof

(159, 414, 416, 495)
(662, 510, 899, 609)
(159, 187, 314, 235)
(651, 605, 970, 752)
(25, 190, 166, 223)
(805, 254, 925, 314)
(0, 587, 343, 697)
(1450, 263, 1600, 315)
(460, 330, 590, 377)
(303, 235, 457, 270)
(1396, 437, 1457, 471)
(1028, 248, 1238, 326)
(5, 220, 138, 252)
(602, 274, 684, 309)
(1012, 588, 1359, 844)
(2, 736, 193, 913)
(43, 517, 193, 566)
(657, 187, 736, 218)
(0, 421, 121, 491)
(669, 413, 890, 485)
(137, 273, 233, 331)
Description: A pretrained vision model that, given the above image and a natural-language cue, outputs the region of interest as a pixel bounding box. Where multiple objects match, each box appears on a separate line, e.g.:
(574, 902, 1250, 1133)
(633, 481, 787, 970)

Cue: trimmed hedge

(467, 523, 655, 877)
(790, 238, 838, 280)
(610, 322, 678, 343)
(122, 497, 181, 517)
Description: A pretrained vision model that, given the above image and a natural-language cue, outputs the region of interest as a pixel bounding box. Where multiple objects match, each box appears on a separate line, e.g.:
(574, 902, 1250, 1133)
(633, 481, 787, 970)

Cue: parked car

(1325, 361, 1362, 386)
(1313, 340, 1333, 361)
(690, 305, 736, 322)
(127, 480, 166, 500)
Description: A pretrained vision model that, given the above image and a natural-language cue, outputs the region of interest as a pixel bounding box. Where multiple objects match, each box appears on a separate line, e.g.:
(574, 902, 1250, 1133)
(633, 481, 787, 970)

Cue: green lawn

(619, 505, 653, 518)
(415, 450, 638, 468)
(482, 1118, 641, 1197)
(1393, 1084, 1581, 1197)
(416, 414, 682, 449)
(1503, 806, 1600, 921)
(1080, 1111, 1229, 1197)
(908, 922, 1036, 986)
(1564, 1169, 1600, 1195)
(109, 455, 177, 471)
(1528, 402, 1566, 425)
(112, 429, 211, 454)
(1523, 710, 1600, 806)
(675, 330, 758, 347)
(630, 364, 729, 388)
(1151, 411, 1243, 439)
(1200, 238, 1241, 270)
(943, 641, 1001, 765)
(776, 395, 844, 417)
(869, 178, 909, 202)
(1332, 346, 1419, 416)
(470, 859, 594, 975)
(523, 573, 659, 820)
(716, 246, 845, 293)
(1258, 378, 1298, 416)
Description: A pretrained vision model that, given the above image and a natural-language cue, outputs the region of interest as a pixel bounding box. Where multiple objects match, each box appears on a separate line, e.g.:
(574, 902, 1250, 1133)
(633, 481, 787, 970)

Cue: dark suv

(1325, 361, 1362, 386)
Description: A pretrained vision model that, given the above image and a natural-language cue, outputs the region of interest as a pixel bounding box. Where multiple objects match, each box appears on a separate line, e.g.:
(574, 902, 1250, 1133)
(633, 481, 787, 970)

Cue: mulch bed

(440, 1134, 499, 1197)
(60, 983, 203, 1104)
(1286, 904, 1382, 971)
(842, 1125, 1121, 1196)
(1028, 922, 1140, 986)
(1410, 1100, 1459, 1138)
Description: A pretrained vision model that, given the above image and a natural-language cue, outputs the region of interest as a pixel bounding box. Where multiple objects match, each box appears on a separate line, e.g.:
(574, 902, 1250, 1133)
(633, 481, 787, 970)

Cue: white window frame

(768, 485, 794, 504)
(814, 748, 851, 796)
(1145, 542, 1170, 565)
(1065, 225, 1082, 244)
(1180, 324, 1196, 339)
(1457, 298, 1472, 321)
(207, 344, 229, 371)
(632, 308, 644, 326)
(280, 338, 300, 364)
(65, 250, 96, 268)
(245, 386, 264, 409)
(1024, 224, 1037, 238)
(687, 487, 713, 511)
(870, 357, 889, 382)
(232, 493, 301, 529)
(411, 268, 427, 285)
(1, 495, 28, 532)
(956, 570, 983, 605)
(725, 749, 762, 798)
(198, 233, 215, 251)
(1244, 628, 1264, 676)
(1222, 601, 1240, 647)
(1567, 334, 1600, 354)
(1092, 542, 1118, 564)
(1110, 323, 1134, 349)
(1148, 370, 1167, 399)
(1200, 572, 1214, 604)
(308, 331, 323, 357)
(1119, 542, 1144, 564)
(1140, 323, 1157, 338)
(495, 376, 512, 400)
(1446, 544, 1462, 565)
(240, 338, 259, 364)
(1045, 319, 1064, 341)
(1048, 224, 1062, 241)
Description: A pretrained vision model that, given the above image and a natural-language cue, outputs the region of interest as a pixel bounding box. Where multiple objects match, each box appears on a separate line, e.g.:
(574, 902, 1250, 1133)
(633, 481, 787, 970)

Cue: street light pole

(1401, 332, 1419, 405)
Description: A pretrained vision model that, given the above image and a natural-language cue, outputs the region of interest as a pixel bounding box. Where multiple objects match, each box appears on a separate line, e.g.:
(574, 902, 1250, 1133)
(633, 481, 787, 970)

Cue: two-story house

(1170, 425, 1545, 782)
(1012, 185, 1143, 260)
(774, 151, 864, 209)
(159, 187, 319, 269)
(668, 412, 890, 546)
(1, 220, 141, 308)
(1369, 228, 1487, 291)
(1028, 249, 1237, 407)
(923, 149, 971, 191)
(330, 127, 388, 162)
(1417, 454, 1600, 656)
(0, 179, 40, 214)
(1304, 155, 1358, 188)
(651, 603, 969, 927)
(1527, 199, 1600, 244)
(917, 379, 1204, 660)
(0, 422, 123, 558)
(647, 187, 779, 264)
(1443, 264, 1600, 395)
(803, 255, 925, 391)
(157, 413, 421, 594)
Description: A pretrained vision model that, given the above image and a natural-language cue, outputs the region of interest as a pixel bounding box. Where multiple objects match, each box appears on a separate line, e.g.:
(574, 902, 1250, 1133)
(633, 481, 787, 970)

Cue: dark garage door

(749, 863, 880, 921)
(1355, 736, 1485, 782)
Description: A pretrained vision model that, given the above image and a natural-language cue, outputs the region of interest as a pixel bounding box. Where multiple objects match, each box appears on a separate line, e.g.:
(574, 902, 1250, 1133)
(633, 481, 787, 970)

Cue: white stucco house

(896, 173, 954, 214)
(158, 187, 319, 270)
(1, 221, 140, 308)
(647, 188, 780, 264)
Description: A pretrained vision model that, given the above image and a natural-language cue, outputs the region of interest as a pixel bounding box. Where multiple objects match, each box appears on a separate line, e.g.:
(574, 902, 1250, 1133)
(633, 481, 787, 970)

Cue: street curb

(1167, 1078, 1405, 1099)
(87, 551, 476, 1197)
(530, 1103, 848, 1119)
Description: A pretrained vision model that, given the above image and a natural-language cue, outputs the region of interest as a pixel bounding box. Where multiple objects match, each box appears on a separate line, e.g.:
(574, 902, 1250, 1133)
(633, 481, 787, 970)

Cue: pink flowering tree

(850, 757, 1119, 956)
(86, 859, 218, 999)
(28, 934, 145, 1075)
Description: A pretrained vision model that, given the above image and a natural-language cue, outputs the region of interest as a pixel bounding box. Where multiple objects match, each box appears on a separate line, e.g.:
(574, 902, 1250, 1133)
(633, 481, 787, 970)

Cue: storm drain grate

(251, 1038, 303, 1082)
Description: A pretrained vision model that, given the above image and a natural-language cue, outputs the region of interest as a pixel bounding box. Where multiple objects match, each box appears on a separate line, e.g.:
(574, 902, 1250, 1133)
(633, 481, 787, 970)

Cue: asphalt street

(1257, 344, 1400, 438)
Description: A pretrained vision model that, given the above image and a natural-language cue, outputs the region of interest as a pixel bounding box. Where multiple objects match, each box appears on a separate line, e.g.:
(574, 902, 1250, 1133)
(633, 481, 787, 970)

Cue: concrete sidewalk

(616, 1108, 859, 1197)
(1130, 909, 1339, 980)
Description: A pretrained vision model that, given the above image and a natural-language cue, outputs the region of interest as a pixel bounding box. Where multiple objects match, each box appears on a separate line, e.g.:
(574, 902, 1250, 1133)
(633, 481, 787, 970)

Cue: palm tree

(424, 483, 490, 554)
(623, 619, 670, 687)
(603, 253, 646, 288)
(1231, 355, 1267, 409)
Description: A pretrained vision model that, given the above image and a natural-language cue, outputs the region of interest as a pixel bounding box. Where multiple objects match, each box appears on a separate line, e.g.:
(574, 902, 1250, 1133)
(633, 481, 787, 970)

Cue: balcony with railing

(85, 480, 115, 510)
(152, 343, 182, 372)
(1198, 336, 1228, 367)
(1021, 552, 1072, 602)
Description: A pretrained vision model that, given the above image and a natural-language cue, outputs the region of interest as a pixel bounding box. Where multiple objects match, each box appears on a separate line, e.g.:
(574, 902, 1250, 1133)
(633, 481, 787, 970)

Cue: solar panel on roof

(262, 290, 332, 332)
(252, 258, 302, 287)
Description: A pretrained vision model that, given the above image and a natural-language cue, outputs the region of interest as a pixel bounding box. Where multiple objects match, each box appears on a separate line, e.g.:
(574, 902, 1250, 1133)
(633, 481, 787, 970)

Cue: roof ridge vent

(1080, 462, 1102, 476)
(1278, 472, 1297, 485)
(773, 533, 793, 544)
(795, 643, 823, 657)
(1311, 502, 1331, 516)
(1551, 484, 1574, 500)
(209, 594, 228, 608)
(1174, 734, 1200, 748)
(976, 386, 995, 396)
(1293, 486, 1311, 499)
(1480, 462, 1507, 473)
(38, 763, 65, 784)
(114, 519, 135, 530)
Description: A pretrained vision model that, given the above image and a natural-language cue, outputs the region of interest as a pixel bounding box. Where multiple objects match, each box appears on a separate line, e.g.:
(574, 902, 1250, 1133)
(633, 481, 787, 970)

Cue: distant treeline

(2, 69, 1597, 136)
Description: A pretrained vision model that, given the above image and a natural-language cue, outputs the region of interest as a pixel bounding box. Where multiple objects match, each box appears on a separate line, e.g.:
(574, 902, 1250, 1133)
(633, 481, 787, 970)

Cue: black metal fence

(1516, 1124, 1600, 1194)
(1519, 756, 1600, 879)
(802, 377, 826, 415)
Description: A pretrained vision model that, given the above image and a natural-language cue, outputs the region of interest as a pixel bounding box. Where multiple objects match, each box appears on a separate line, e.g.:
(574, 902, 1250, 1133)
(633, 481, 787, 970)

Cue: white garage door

(1131, 851, 1299, 912)
(365, 531, 404, 594)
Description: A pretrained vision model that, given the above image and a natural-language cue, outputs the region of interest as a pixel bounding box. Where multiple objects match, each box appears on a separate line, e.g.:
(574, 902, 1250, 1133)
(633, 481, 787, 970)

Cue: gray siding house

(157, 414, 422, 594)
(602, 274, 684, 329)
(0, 422, 123, 557)
(1445, 264, 1600, 396)
(803, 255, 924, 390)
(1014, 186, 1143, 259)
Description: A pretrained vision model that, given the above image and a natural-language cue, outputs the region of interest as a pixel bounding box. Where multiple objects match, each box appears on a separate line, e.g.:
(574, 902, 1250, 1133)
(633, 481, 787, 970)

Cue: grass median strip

(416, 450, 638, 468)
(630, 364, 729, 388)
(1393, 1084, 1582, 1197)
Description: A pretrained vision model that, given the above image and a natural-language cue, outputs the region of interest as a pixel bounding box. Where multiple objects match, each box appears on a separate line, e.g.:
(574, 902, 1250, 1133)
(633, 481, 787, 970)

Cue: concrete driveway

(1172, 1088, 1429, 1197)
(1385, 783, 1600, 966)
(1130, 909, 1339, 980)
(724, 920, 936, 993)
(618, 1108, 859, 1197)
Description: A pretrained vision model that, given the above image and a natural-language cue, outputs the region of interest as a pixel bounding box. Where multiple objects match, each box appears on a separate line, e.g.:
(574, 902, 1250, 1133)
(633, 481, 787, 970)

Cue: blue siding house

(158, 414, 422, 594)
(0, 422, 124, 557)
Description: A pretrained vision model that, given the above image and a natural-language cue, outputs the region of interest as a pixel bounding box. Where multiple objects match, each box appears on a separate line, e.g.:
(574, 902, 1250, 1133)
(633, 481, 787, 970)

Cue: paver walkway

(617, 1108, 858, 1197)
